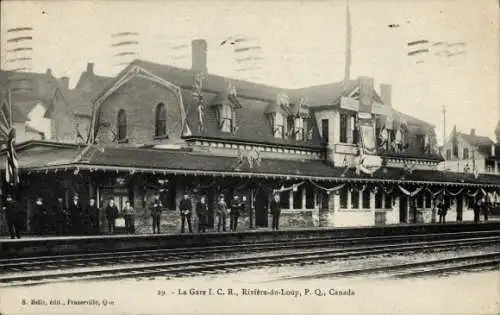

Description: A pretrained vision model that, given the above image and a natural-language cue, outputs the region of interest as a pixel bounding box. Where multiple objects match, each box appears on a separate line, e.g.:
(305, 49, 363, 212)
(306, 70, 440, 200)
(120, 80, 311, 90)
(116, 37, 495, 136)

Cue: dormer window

(294, 116, 304, 141)
(219, 104, 233, 133)
(272, 112, 285, 139)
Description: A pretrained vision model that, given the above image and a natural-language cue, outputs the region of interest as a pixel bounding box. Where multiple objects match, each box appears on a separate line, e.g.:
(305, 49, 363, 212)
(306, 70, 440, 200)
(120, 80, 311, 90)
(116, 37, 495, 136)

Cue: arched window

(155, 103, 167, 137)
(117, 109, 127, 141)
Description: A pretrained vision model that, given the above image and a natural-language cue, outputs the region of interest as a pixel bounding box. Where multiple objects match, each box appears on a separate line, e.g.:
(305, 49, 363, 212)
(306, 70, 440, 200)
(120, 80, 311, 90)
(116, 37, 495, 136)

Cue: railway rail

(278, 252, 500, 281)
(1, 231, 499, 287)
(1, 230, 499, 273)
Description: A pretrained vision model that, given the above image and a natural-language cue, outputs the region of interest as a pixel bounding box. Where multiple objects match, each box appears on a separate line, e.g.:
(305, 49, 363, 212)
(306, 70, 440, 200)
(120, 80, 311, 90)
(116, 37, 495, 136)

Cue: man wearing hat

(2, 194, 22, 238)
(68, 193, 83, 234)
(150, 194, 163, 234)
(270, 193, 281, 230)
(216, 194, 228, 232)
(229, 195, 244, 232)
(32, 197, 48, 235)
(179, 193, 193, 233)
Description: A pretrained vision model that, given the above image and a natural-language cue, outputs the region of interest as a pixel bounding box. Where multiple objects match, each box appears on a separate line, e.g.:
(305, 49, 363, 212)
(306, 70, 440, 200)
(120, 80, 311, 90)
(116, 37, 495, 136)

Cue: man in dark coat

(150, 195, 163, 234)
(215, 194, 228, 232)
(196, 195, 209, 233)
(179, 193, 192, 233)
(229, 195, 244, 232)
(32, 197, 48, 235)
(270, 193, 281, 230)
(53, 197, 67, 235)
(482, 198, 490, 222)
(87, 198, 100, 234)
(473, 198, 481, 223)
(2, 194, 22, 238)
(437, 198, 448, 224)
(68, 194, 83, 234)
(105, 198, 119, 234)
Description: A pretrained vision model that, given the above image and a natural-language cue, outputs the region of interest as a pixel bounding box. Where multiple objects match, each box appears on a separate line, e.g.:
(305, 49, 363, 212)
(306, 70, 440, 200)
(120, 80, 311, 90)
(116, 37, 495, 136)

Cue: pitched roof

(458, 132, 494, 147)
(0, 70, 61, 116)
(3, 145, 495, 186)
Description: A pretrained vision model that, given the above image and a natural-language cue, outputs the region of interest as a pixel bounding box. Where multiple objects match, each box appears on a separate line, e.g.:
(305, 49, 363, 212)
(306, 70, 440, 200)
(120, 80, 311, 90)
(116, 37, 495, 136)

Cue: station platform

(1, 222, 500, 258)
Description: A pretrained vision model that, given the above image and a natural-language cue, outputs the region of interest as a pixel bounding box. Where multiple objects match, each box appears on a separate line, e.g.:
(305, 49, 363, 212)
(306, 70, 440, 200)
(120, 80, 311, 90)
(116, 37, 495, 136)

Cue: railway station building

(2, 39, 499, 234)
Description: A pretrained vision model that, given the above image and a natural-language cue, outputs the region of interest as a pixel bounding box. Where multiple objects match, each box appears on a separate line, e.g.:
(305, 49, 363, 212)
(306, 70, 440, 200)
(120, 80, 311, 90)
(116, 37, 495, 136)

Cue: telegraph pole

(442, 105, 446, 168)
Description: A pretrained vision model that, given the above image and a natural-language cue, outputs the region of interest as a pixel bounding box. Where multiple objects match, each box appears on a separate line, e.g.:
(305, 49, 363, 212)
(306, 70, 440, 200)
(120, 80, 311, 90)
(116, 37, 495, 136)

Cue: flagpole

(442, 105, 446, 168)
(8, 86, 12, 127)
(343, 0, 352, 93)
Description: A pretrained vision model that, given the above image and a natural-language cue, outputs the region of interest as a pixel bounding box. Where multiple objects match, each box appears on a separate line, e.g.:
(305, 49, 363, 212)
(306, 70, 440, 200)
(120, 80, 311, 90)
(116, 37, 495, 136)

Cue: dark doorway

(399, 195, 408, 223)
(255, 189, 269, 227)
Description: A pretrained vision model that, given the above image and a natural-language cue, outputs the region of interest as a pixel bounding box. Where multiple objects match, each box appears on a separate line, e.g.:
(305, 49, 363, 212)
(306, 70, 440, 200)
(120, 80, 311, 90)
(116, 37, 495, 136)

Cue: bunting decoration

(398, 186, 423, 197)
(308, 180, 346, 195)
(407, 39, 467, 64)
(273, 181, 305, 194)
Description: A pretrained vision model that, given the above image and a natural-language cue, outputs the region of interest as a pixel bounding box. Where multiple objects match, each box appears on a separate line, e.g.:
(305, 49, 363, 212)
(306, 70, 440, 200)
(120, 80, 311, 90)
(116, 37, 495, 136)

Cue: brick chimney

(86, 62, 94, 75)
(358, 76, 374, 112)
(191, 39, 207, 73)
(470, 128, 476, 136)
(380, 83, 392, 107)
(46, 68, 52, 77)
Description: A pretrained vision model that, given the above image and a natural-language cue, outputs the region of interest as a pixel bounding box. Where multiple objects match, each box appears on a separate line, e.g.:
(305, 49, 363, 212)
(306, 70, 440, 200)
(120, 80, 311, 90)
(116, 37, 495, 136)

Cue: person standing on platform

(2, 194, 22, 239)
(437, 198, 447, 224)
(123, 200, 136, 234)
(69, 194, 83, 235)
(150, 195, 163, 234)
(32, 197, 47, 235)
(410, 199, 418, 224)
(87, 198, 100, 234)
(270, 193, 281, 230)
(54, 197, 67, 235)
(216, 194, 228, 232)
(179, 193, 193, 233)
(196, 195, 208, 233)
(229, 195, 243, 232)
(105, 198, 119, 234)
(473, 198, 481, 223)
(482, 197, 490, 222)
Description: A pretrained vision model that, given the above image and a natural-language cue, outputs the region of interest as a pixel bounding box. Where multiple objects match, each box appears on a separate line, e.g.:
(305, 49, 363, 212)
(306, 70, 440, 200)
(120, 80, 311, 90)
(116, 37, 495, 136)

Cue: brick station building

(2, 39, 499, 234)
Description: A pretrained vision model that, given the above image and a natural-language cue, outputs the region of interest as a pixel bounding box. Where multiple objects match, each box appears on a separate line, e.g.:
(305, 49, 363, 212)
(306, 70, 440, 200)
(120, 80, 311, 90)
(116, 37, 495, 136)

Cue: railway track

(277, 252, 500, 281)
(1, 233, 499, 287)
(1, 230, 499, 273)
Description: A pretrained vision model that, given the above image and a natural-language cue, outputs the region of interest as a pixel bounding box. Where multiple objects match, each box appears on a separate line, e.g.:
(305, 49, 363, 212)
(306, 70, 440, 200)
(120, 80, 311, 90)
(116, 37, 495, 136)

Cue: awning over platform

(5, 145, 495, 188)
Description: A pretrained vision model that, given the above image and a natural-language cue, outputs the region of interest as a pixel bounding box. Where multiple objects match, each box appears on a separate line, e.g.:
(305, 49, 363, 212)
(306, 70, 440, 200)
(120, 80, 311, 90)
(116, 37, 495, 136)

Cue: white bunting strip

(445, 188, 464, 196)
(398, 185, 423, 197)
(273, 181, 305, 194)
(308, 180, 346, 193)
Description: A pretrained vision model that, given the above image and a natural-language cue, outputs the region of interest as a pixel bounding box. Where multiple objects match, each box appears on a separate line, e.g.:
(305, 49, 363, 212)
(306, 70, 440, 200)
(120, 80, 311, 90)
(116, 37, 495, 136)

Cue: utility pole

(442, 105, 446, 168)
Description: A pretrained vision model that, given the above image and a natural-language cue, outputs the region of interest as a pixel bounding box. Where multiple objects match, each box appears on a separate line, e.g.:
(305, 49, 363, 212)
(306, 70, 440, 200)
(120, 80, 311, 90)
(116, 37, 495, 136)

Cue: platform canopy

(2, 142, 498, 188)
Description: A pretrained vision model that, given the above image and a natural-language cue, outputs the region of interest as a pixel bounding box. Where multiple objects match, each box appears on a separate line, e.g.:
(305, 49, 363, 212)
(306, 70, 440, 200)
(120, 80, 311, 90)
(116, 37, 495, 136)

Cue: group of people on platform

(0, 190, 284, 238)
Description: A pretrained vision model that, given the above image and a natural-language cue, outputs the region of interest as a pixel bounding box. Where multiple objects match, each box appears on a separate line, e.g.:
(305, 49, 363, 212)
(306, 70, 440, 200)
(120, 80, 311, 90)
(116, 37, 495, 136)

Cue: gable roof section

(458, 132, 494, 148)
(0, 70, 61, 116)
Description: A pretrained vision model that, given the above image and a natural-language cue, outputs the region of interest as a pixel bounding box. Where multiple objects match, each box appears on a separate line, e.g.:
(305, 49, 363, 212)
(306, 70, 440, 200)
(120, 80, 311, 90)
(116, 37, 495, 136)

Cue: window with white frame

(273, 112, 284, 139)
(219, 104, 233, 133)
(294, 116, 304, 141)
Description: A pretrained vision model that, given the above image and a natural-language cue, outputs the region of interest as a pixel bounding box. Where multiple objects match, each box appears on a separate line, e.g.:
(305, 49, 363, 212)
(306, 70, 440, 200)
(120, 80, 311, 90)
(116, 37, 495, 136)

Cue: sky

(1, 0, 499, 145)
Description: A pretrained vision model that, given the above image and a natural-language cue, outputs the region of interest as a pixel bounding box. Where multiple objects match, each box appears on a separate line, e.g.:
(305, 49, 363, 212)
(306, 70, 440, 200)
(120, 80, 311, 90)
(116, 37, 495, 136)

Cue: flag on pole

(0, 97, 19, 186)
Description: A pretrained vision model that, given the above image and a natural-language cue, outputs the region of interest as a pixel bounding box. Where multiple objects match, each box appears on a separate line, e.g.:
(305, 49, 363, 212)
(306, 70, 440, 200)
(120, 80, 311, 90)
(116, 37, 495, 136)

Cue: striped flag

(0, 97, 19, 185)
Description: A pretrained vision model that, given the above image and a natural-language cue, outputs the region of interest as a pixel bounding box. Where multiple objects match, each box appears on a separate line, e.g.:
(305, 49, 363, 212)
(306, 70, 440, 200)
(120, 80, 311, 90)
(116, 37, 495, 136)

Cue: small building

(441, 128, 500, 175)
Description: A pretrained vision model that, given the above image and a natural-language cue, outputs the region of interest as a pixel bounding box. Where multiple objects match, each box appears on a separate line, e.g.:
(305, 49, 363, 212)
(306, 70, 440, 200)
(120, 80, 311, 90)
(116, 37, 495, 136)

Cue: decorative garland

(445, 188, 464, 197)
(398, 185, 423, 197)
(273, 181, 305, 194)
(308, 180, 346, 194)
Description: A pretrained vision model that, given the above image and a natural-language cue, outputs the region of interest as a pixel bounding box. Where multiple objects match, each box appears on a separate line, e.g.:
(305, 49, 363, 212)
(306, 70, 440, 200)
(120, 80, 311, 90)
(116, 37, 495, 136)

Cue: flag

(451, 125, 459, 158)
(0, 98, 19, 185)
